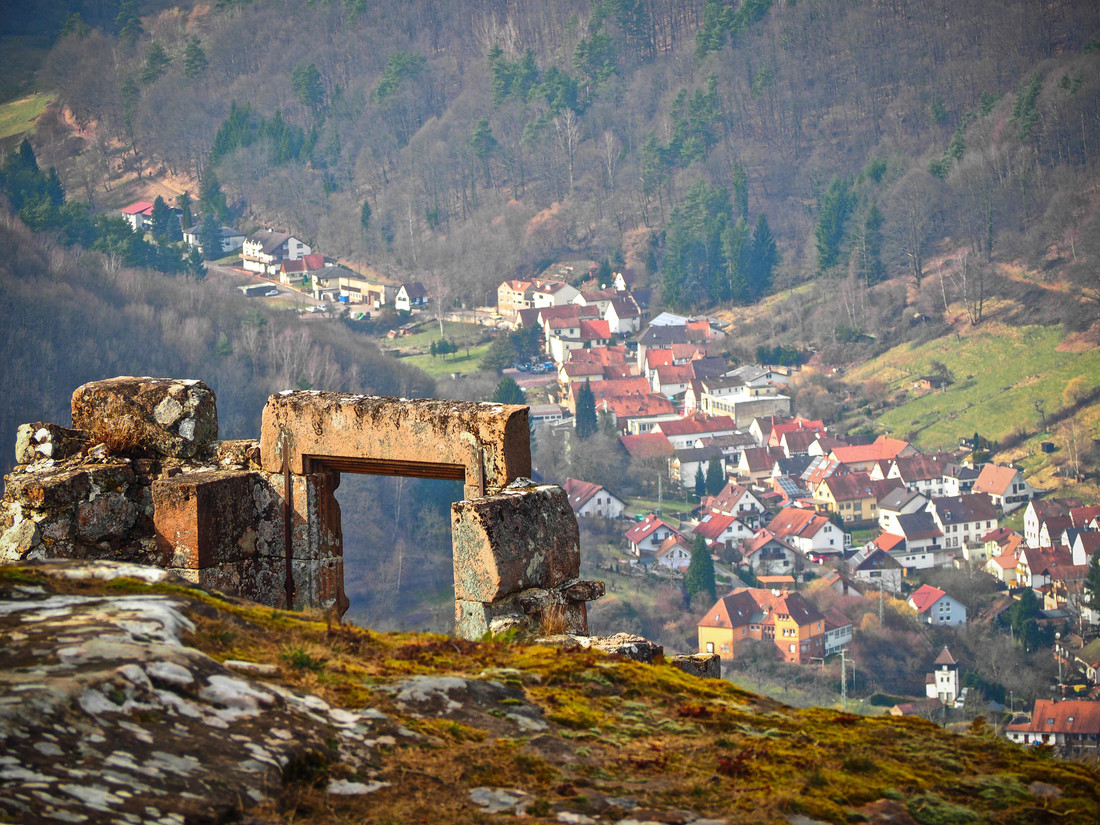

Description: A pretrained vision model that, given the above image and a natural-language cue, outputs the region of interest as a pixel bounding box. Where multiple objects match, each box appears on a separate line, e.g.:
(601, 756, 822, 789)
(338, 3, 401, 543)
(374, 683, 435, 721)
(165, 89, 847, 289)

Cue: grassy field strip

(0, 92, 54, 140)
(848, 325, 1100, 450)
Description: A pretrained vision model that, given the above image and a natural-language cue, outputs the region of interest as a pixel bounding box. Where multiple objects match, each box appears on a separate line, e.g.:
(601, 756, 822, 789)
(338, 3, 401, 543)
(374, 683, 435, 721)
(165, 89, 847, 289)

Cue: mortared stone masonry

(0, 377, 601, 639)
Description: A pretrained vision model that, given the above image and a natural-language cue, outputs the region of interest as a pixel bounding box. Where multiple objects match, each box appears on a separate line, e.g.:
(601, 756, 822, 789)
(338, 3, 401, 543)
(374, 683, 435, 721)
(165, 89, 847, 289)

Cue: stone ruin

(0, 376, 606, 639)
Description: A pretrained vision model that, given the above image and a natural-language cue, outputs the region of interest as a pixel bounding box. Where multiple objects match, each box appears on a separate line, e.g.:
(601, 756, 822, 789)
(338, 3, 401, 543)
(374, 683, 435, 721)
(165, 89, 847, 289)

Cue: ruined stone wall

(0, 377, 602, 640)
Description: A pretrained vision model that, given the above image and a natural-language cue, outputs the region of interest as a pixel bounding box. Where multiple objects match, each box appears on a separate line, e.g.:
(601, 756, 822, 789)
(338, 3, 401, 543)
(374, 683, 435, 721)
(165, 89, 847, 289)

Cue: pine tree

(182, 38, 208, 79)
(815, 176, 855, 272)
(575, 381, 598, 439)
(360, 200, 372, 235)
(705, 456, 725, 496)
(198, 213, 222, 261)
(749, 213, 779, 299)
(694, 465, 706, 497)
(684, 532, 717, 608)
(1085, 552, 1100, 612)
(149, 196, 174, 242)
(492, 377, 526, 405)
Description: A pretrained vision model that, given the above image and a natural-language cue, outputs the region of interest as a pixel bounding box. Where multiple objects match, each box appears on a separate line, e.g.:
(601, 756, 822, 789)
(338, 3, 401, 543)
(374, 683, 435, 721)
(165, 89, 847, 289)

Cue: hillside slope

(3, 560, 1098, 825)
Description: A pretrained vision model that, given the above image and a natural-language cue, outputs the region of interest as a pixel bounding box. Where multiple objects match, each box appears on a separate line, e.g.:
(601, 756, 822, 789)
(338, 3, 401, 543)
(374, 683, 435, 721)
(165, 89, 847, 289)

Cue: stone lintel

(450, 484, 579, 603)
(258, 391, 530, 494)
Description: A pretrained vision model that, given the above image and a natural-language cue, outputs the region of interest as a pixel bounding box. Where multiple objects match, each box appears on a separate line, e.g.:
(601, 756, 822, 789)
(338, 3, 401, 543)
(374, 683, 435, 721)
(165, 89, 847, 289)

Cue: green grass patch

(0, 91, 54, 141)
(847, 324, 1100, 451)
(385, 320, 491, 376)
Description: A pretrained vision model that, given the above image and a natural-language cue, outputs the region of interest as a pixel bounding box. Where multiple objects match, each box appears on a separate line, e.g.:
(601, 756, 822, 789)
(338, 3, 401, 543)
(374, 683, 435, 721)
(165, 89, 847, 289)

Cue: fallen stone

(670, 654, 721, 679)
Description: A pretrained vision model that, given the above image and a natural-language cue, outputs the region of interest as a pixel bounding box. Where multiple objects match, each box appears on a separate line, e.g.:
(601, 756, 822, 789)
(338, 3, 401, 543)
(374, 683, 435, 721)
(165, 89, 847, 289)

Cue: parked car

(305, 305, 328, 313)
(264, 289, 279, 297)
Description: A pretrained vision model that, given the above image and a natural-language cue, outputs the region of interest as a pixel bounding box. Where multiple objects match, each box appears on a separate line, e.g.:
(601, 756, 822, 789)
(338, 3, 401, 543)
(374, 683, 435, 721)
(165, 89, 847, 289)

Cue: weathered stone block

(258, 391, 530, 496)
(671, 654, 722, 679)
(72, 377, 218, 458)
(2, 464, 133, 511)
(153, 471, 258, 569)
(15, 422, 88, 465)
(451, 484, 579, 602)
(454, 594, 588, 639)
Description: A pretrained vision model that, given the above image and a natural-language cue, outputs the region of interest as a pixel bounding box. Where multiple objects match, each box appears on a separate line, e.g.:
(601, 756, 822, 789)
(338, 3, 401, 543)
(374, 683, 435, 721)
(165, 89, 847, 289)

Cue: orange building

(698, 588, 827, 664)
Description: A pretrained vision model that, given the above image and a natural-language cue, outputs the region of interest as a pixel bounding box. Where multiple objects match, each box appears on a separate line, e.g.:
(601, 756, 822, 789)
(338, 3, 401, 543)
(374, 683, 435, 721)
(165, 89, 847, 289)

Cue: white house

(183, 224, 245, 255)
(927, 494, 998, 556)
(242, 230, 311, 275)
(692, 512, 755, 549)
(625, 514, 682, 557)
(972, 464, 1037, 512)
(563, 478, 626, 519)
(395, 282, 429, 311)
(908, 584, 967, 626)
(925, 647, 960, 705)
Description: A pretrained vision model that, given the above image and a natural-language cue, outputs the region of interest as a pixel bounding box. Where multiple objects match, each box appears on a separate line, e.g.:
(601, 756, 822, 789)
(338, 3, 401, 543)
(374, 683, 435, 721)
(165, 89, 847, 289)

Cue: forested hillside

(4, 0, 1099, 330)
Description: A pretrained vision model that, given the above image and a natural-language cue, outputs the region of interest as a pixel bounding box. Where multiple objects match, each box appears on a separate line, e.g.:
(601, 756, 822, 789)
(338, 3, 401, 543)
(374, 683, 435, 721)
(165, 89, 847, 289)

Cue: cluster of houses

(119, 203, 429, 313)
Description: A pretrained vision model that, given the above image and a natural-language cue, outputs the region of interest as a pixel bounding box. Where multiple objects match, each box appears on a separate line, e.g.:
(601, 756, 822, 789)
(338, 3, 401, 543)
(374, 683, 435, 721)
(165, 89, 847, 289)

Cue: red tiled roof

(625, 514, 672, 544)
(121, 201, 155, 215)
(973, 463, 1021, 496)
(874, 533, 905, 552)
(563, 478, 606, 510)
(908, 583, 947, 614)
(619, 433, 675, 459)
(578, 319, 611, 339)
(694, 513, 740, 541)
(831, 435, 911, 465)
(1005, 699, 1100, 736)
(654, 414, 736, 438)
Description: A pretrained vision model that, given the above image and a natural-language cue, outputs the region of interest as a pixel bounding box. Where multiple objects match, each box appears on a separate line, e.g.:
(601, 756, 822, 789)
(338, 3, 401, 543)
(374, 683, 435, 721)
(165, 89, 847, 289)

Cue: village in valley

(120, 209, 1100, 758)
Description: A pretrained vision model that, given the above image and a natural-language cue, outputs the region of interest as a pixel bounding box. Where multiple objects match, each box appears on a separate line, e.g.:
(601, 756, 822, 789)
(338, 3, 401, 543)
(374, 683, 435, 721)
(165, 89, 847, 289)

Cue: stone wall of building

(0, 377, 600, 639)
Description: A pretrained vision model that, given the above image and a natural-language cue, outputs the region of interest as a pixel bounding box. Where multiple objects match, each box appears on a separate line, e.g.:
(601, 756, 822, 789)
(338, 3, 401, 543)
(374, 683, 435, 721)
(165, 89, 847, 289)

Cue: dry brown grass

(86, 415, 148, 456)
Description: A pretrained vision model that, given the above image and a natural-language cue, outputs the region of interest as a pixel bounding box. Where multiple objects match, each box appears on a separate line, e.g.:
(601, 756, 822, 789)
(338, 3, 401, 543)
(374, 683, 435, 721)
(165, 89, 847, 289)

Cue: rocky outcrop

(2, 561, 1094, 825)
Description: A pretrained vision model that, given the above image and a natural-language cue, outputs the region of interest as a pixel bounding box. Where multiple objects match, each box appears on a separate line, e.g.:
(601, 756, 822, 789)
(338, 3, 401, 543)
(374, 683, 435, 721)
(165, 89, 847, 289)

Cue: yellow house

(698, 588, 826, 664)
(814, 472, 900, 525)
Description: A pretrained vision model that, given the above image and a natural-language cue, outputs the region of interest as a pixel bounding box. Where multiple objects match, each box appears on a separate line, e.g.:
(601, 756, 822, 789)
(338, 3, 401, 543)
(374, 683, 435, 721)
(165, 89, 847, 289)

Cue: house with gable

(942, 462, 980, 496)
(927, 493, 998, 559)
(877, 488, 930, 533)
(891, 511, 946, 568)
(815, 473, 902, 525)
(741, 531, 800, 575)
(532, 279, 580, 309)
(625, 514, 684, 557)
(1070, 531, 1100, 566)
(823, 609, 854, 656)
(497, 279, 536, 317)
(241, 230, 311, 276)
(394, 282, 429, 311)
(279, 252, 328, 286)
(766, 506, 845, 557)
(704, 481, 769, 526)
(654, 534, 694, 572)
(872, 454, 949, 497)
(738, 446, 787, 483)
(1016, 545, 1074, 590)
(563, 478, 626, 519)
(908, 584, 967, 626)
(692, 512, 755, 551)
(848, 545, 904, 593)
(984, 552, 1019, 587)
(1024, 498, 1082, 548)
(1005, 699, 1100, 754)
(697, 588, 827, 664)
(973, 464, 1037, 512)
(604, 295, 642, 335)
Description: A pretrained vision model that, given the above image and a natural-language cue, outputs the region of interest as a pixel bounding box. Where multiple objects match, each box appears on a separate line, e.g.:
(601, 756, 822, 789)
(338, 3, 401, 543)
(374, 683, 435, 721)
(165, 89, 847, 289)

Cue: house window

(788, 644, 796, 653)
(721, 644, 730, 654)
(706, 642, 715, 653)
